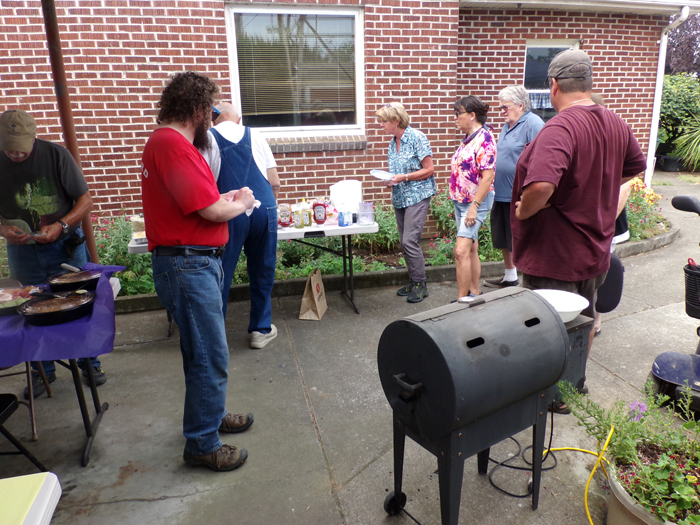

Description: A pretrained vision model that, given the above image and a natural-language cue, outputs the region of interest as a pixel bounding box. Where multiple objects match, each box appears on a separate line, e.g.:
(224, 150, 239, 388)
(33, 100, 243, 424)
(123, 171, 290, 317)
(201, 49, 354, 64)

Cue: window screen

(235, 13, 356, 128)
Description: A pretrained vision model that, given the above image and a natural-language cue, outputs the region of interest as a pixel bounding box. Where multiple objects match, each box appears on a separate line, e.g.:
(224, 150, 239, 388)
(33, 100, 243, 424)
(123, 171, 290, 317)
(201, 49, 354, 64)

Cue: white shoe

(250, 324, 277, 349)
(457, 296, 475, 303)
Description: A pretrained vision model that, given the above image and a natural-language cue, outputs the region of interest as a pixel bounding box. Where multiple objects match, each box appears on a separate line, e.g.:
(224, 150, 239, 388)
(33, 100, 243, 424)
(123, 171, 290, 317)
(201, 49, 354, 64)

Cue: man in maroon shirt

(511, 50, 646, 409)
(141, 71, 256, 471)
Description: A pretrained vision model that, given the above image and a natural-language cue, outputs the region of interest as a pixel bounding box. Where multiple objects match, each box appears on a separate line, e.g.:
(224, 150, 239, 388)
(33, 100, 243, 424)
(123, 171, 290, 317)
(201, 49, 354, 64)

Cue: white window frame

(524, 39, 579, 95)
(224, 4, 365, 139)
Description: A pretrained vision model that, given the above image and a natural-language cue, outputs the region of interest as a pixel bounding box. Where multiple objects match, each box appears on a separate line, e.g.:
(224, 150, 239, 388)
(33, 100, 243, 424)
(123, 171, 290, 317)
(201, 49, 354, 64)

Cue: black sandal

(548, 402, 572, 415)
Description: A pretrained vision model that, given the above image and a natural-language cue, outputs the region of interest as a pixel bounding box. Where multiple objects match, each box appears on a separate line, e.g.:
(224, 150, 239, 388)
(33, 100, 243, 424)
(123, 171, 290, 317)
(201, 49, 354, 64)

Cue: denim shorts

(454, 191, 494, 241)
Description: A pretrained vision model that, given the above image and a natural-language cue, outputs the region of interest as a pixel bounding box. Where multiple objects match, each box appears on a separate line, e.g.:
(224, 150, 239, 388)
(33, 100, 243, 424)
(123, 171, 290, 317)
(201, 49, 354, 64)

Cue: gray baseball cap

(548, 50, 593, 79)
(0, 109, 37, 153)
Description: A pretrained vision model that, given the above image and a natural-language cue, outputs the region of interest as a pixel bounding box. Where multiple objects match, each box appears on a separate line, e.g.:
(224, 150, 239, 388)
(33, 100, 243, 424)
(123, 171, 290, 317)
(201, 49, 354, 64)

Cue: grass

(679, 174, 700, 184)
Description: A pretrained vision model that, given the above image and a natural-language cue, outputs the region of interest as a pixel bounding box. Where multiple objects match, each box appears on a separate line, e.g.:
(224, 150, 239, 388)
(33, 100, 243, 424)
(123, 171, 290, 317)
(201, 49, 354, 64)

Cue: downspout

(40, 0, 99, 263)
(645, 6, 690, 185)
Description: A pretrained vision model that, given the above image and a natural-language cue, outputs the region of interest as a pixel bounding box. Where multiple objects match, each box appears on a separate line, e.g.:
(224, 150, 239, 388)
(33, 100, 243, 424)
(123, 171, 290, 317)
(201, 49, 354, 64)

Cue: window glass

(524, 44, 573, 122)
(234, 12, 356, 128)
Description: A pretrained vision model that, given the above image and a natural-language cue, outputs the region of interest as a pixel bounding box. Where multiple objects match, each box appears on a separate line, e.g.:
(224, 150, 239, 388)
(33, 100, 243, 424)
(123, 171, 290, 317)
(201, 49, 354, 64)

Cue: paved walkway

(0, 171, 697, 525)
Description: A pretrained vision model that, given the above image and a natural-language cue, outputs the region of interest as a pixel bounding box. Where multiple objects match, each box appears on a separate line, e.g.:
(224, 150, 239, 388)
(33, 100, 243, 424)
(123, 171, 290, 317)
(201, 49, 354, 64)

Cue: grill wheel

(383, 491, 407, 516)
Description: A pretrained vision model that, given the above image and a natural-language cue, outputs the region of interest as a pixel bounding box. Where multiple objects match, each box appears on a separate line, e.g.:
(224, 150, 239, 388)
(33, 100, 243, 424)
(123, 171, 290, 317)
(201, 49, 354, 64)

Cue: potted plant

(560, 382, 700, 525)
(676, 117, 700, 173)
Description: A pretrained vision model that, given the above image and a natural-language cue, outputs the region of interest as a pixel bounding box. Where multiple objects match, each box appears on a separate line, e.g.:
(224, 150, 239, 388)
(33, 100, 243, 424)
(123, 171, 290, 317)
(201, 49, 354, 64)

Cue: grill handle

(392, 373, 423, 402)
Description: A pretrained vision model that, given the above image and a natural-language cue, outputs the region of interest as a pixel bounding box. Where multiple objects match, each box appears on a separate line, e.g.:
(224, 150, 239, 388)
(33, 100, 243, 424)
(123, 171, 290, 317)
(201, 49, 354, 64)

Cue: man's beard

(192, 115, 210, 150)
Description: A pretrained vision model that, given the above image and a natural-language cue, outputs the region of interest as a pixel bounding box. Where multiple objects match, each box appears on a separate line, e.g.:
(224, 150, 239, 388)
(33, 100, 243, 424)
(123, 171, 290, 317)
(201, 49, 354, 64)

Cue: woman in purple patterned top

(450, 96, 497, 302)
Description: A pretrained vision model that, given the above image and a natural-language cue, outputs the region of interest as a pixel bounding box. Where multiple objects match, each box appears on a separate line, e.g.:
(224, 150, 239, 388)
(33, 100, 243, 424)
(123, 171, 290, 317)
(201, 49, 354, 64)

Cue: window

(225, 6, 364, 138)
(524, 40, 578, 122)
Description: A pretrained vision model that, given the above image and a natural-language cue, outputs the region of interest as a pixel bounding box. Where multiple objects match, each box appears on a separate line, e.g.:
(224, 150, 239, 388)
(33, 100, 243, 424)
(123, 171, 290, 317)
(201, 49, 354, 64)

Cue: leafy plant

(660, 74, 700, 147)
(93, 215, 154, 296)
(561, 382, 700, 525)
(676, 116, 700, 172)
(426, 236, 455, 266)
(429, 188, 457, 238)
(353, 202, 400, 254)
(627, 179, 669, 242)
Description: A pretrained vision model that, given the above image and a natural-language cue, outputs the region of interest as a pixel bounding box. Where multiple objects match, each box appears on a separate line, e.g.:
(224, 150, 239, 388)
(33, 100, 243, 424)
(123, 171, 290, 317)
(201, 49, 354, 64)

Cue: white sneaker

(457, 296, 475, 303)
(250, 324, 278, 349)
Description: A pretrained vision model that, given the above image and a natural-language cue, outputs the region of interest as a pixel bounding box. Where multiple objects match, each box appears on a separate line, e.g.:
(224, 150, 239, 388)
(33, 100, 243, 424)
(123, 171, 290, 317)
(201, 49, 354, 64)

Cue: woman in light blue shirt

(376, 102, 436, 303)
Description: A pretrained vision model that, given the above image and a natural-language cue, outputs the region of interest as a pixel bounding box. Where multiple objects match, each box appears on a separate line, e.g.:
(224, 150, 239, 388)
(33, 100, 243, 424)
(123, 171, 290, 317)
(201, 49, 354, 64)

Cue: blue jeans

(221, 206, 277, 331)
(7, 229, 100, 375)
(151, 250, 229, 456)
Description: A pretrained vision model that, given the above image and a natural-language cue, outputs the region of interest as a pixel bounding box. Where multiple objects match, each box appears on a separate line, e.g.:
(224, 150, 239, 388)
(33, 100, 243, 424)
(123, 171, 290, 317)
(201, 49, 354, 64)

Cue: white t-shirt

(200, 121, 277, 182)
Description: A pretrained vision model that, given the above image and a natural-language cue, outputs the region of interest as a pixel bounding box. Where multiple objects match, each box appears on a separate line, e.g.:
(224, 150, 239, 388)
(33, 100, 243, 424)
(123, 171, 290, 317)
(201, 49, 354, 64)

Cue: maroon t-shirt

(510, 104, 646, 281)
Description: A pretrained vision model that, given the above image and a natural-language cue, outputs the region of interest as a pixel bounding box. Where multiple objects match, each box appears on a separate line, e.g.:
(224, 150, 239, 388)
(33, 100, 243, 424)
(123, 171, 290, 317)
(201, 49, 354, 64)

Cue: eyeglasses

(211, 106, 221, 121)
(454, 111, 467, 117)
(499, 104, 516, 112)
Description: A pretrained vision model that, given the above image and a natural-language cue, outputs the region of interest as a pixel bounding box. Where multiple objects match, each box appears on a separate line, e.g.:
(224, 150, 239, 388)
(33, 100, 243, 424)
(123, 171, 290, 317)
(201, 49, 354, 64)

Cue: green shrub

(353, 202, 400, 253)
(426, 236, 455, 265)
(660, 74, 700, 147)
(676, 116, 700, 172)
(429, 188, 457, 237)
(93, 215, 154, 296)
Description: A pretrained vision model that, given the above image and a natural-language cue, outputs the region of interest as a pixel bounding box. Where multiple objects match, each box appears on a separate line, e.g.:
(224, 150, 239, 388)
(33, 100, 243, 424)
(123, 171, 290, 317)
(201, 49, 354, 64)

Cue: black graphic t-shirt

(0, 138, 88, 234)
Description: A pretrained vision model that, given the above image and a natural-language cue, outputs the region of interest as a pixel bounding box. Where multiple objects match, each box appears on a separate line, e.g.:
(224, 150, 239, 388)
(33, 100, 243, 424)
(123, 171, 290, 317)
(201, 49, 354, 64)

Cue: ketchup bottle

(313, 200, 327, 225)
(278, 204, 292, 227)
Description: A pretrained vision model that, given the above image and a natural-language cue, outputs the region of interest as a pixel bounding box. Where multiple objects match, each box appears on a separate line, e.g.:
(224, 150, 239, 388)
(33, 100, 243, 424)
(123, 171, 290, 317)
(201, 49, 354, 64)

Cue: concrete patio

(0, 171, 697, 525)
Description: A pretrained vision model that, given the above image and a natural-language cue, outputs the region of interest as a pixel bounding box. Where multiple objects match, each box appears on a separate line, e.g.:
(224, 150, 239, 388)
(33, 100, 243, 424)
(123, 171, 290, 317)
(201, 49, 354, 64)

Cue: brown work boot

(183, 444, 248, 472)
(219, 412, 254, 433)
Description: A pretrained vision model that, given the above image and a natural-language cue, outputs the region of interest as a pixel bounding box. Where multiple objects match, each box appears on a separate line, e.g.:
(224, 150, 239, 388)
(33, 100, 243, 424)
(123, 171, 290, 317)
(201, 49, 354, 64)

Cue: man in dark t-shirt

(0, 109, 106, 398)
(511, 50, 646, 406)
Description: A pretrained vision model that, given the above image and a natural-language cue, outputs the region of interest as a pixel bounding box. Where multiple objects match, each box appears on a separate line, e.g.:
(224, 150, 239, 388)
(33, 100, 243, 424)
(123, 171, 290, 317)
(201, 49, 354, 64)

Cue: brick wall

(458, 9, 668, 149)
(0, 2, 667, 238)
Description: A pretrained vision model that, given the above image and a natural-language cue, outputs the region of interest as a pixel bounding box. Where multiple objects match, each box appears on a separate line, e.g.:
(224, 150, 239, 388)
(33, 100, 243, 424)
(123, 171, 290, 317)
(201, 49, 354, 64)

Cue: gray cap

(548, 49, 592, 79)
(0, 109, 36, 153)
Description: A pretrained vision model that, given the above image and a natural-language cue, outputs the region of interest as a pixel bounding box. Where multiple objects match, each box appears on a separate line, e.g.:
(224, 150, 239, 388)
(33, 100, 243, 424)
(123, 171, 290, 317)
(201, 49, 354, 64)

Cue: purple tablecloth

(0, 264, 125, 368)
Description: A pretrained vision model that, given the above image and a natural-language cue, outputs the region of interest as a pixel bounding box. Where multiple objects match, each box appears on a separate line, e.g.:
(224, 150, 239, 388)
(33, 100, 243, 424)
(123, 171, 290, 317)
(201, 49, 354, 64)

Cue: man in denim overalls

(200, 103, 281, 349)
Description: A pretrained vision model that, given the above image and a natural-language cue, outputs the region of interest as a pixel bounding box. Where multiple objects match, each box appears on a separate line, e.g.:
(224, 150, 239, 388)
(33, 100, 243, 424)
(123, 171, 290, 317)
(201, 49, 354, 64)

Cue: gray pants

(394, 197, 430, 283)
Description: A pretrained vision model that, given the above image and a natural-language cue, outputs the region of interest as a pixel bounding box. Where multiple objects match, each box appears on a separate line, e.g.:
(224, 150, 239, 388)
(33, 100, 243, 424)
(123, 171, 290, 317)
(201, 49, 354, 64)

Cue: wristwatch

(57, 220, 70, 235)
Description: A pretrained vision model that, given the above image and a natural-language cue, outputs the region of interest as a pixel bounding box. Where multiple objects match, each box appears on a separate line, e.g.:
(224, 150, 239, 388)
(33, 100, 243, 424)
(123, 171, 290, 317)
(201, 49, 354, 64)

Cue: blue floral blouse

(386, 126, 436, 209)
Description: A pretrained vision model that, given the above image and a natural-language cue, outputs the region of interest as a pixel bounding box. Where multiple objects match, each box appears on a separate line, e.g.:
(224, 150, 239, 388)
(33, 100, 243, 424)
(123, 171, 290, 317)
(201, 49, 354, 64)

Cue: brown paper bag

(299, 268, 327, 320)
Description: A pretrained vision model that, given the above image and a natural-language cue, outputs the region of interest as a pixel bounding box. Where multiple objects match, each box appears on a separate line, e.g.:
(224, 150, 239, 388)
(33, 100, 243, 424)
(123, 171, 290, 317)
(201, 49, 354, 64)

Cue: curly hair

(156, 71, 219, 125)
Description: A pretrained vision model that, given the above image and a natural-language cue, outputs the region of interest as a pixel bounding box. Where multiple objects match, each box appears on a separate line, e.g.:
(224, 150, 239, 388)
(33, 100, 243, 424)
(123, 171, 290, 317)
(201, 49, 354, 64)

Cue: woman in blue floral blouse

(450, 96, 497, 303)
(376, 102, 436, 303)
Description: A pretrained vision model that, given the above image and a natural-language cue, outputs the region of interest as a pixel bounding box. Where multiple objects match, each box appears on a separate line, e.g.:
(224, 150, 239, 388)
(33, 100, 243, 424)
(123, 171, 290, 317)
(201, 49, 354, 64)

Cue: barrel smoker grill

(377, 287, 592, 525)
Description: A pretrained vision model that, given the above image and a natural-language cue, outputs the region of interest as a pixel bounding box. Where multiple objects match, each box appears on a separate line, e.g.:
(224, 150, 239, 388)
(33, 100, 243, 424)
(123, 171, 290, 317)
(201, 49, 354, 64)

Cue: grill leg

(477, 448, 490, 474)
(531, 414, 547, 510)
(392, 415, 406, 498)
(437, 452, 464, 525)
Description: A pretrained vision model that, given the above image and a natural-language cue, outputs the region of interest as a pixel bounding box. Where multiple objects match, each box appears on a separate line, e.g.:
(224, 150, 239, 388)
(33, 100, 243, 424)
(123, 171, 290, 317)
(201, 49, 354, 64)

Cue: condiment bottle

(292, 204, 304, 229)
(312, 199, 327, 225)
(278, 203, 292, 227)
(301, 199, 313, 227)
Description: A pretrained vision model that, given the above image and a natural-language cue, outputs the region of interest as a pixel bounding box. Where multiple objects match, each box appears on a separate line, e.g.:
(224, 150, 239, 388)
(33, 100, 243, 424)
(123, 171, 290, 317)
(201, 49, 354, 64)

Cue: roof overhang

(459, 0, 700, 16)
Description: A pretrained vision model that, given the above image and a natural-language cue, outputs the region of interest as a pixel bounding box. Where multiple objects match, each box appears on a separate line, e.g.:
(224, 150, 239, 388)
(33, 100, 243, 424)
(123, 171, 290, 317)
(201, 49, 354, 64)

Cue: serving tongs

(30, 264, 92, 300)
(29, 287, 90, 300)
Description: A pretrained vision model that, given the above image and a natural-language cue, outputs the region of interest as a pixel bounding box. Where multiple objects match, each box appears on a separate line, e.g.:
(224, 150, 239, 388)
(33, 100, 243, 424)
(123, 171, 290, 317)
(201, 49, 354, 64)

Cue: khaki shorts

(521, 272, 607, 319)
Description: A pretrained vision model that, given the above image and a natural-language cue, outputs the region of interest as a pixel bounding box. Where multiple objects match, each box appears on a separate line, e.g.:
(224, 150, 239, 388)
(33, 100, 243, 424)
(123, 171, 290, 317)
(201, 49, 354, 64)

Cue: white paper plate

(533, 289, 589, 323)
(370, 169, 394, 181)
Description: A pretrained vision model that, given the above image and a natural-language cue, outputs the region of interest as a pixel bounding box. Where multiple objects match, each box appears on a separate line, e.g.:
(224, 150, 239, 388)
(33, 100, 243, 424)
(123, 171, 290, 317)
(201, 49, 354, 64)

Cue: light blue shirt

(494, 111, 545, 202)
(387, 126, 436, 209)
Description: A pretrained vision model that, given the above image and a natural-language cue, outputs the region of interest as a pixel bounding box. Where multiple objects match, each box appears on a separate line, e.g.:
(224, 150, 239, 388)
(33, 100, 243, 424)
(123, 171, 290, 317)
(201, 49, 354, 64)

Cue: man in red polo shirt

(141, 71, 256, 472)
(511, 50, 646, 410)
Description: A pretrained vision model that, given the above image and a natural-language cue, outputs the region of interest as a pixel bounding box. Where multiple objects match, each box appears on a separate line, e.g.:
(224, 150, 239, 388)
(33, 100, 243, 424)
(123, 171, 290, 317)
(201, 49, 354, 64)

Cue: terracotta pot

(607, 475, 674, 525)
